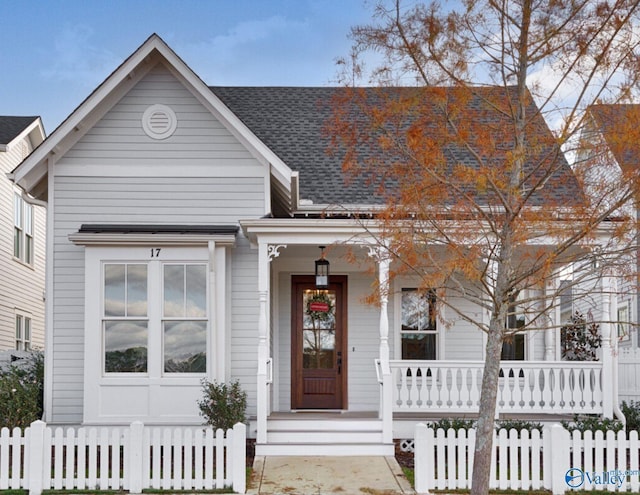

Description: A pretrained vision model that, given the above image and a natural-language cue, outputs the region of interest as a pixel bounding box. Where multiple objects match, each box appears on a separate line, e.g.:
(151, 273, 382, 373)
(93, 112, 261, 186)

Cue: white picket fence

(619, 347, 640, 403)
(414, 423, 640, 495)
(0, 420, 246, 494)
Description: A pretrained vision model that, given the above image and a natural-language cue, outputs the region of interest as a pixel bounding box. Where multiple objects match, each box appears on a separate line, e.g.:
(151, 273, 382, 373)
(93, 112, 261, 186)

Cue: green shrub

(621, 400, 640, 433)
(197, 379, 247, 431)
(495, 419, 542, 432)
(561, 414, 623, 433)
(426, 417, 476, 431)
(0, 351, 44, 429)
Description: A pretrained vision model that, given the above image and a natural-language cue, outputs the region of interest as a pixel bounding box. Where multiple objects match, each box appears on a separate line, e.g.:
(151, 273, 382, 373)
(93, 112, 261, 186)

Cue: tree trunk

(470, 317, 504, 495)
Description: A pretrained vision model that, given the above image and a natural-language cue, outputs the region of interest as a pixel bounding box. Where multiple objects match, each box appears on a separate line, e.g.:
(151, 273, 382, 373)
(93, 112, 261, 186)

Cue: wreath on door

(305, 291, 334, 321)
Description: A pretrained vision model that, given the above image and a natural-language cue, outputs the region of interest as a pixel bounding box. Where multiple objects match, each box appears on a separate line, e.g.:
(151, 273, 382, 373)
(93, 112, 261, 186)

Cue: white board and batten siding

(48, 64, 266, 423)
(0, 132, 46, 351)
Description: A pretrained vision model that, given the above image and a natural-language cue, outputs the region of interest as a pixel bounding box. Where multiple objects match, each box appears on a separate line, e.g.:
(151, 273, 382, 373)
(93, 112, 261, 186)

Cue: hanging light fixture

(315, 246, 330, 289)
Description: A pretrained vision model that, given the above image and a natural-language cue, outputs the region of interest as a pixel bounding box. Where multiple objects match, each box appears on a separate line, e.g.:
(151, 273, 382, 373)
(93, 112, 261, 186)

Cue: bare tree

(331, 1, 640, 493)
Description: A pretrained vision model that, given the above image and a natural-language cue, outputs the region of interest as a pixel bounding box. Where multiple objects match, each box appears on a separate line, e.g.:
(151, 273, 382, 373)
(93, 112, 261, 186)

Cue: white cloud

(41, 24, 121, 88)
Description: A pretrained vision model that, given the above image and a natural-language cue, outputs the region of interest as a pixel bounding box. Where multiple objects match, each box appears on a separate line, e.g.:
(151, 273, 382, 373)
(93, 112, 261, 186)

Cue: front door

(291, 275, 347, 409)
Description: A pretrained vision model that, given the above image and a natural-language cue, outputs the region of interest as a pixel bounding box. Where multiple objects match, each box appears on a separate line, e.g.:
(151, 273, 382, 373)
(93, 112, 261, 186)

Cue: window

(401, 289, 437, 360)
(14, 192, 34, 264)
(102, 261, 207, 374)
(162, 264, 207, 372)
(618, 301, 631, 342)
(501, 292, 525, 360)
(16, 314, 31, 350)
(104, 264, 148, 373)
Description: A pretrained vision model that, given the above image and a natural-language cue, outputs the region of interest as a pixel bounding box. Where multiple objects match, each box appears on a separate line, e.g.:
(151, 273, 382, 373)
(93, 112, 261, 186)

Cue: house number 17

(150, 248, 161, 258)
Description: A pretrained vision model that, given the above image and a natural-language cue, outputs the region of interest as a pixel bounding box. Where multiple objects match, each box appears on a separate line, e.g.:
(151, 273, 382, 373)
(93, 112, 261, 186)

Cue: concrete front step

(256, 415, 392, 456)
(266, 418, 384, 431)
(255, 442, 395, 456)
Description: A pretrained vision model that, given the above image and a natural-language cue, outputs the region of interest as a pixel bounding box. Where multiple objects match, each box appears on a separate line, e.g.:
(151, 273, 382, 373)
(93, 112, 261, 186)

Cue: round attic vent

(142, 104, 177, 139)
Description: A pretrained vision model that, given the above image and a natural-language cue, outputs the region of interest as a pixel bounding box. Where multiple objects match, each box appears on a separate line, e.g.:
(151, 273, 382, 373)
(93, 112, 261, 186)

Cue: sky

(1, 0, 377, 134)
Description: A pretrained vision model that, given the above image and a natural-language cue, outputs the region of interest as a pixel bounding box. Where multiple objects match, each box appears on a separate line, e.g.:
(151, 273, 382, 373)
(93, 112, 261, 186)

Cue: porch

(239, 222, 619, 456)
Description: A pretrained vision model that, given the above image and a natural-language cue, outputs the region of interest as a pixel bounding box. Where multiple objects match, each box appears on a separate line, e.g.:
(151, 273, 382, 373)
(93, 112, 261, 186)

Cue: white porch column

(256, 242, 285, 444)
(256, 241, 269, 444)
(600, 274, 617, 419)
(370, 246, 393, 443)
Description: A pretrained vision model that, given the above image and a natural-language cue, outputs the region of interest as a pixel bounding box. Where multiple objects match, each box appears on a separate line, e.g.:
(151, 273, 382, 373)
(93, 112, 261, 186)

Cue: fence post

(544, 423, 569, 495)
(27, 420, 46, 495)
(128, 421, 144, 494)
(232, 422, 246, 493)
(414, 423, 432, 495)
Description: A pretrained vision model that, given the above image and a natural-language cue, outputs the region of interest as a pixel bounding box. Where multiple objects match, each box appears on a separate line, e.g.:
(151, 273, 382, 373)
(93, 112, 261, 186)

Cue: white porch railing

(389, 360, 604, 415)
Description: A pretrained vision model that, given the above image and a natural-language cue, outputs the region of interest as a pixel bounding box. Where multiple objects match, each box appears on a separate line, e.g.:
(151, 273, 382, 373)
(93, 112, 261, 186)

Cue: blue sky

(1, 0, 375, 133)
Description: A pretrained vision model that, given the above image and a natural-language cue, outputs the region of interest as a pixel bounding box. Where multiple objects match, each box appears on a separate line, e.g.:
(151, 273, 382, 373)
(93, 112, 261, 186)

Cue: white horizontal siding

(48, 63, 268, 423)
(441, 295, 485, 361)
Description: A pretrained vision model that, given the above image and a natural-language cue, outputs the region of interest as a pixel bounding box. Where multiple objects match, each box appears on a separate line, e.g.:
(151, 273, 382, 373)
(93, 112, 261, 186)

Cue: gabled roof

(588, 104, 640, 172)
(11, 34, 294, 203)
(0, 116, 44, 151)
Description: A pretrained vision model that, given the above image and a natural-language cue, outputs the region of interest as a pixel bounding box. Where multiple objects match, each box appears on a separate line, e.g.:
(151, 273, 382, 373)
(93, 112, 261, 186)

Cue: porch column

(600, 274, 617, 419)
(256, 241, 269, 444)
(370, 246, 393, 443)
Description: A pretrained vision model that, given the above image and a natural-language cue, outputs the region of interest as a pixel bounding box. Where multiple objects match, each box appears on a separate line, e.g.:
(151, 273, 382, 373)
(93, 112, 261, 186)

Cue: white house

(0, 116, 46, 352)
(11, 35, 621, 456)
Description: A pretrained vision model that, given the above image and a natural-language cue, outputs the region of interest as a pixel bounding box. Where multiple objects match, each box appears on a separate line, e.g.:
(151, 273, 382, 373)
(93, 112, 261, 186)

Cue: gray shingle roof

(0, 116, 38, 146)
(210, 86, 582, 208)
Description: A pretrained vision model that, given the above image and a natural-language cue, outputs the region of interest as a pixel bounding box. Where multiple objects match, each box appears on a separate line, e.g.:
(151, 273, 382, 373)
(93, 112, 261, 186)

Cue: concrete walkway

(247, 456, 415, 495)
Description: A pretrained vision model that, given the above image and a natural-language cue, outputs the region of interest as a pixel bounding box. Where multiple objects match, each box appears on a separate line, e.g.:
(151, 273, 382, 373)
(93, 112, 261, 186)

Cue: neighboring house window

(102, 261, 207, 374)
(618, 301, 631, 342)
(14, 192, 34, 264)
(401, 288, 437, 360)
(501, 292, 525, 360)
(15, 313, 31, 350)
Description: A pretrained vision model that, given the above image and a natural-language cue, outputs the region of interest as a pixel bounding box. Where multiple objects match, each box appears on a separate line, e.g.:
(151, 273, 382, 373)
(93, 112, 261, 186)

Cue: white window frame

(13, 191, 34, 265)
(15, 312, 32, 351)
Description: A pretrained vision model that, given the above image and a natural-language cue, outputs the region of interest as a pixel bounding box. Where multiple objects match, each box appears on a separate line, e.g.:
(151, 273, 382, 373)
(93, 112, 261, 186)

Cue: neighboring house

(11, 35, 620, 456)
(0, 116, 46, 352)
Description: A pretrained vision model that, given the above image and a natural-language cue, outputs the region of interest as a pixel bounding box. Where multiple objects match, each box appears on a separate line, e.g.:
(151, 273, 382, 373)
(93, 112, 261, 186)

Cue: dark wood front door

(291, 275, 347, 409)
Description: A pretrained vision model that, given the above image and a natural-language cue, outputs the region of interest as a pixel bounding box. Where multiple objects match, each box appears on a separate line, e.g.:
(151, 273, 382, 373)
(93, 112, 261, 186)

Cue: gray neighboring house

(0, 116, 46, 352)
